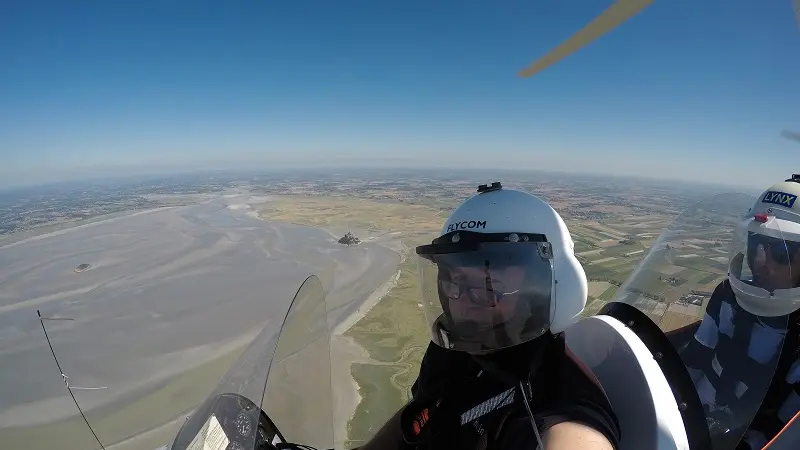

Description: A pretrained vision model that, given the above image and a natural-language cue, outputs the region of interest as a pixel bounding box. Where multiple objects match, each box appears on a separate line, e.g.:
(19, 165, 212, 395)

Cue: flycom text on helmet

(445, 220, 488, 233)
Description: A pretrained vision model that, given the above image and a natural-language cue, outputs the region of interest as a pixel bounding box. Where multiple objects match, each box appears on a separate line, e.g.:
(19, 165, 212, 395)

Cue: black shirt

(407, 334, 621, 449)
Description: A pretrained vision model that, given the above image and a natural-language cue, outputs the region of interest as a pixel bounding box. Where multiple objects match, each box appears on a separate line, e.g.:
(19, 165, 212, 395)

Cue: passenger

(360, 182, 620, 450)
(672, 175, 800, 449)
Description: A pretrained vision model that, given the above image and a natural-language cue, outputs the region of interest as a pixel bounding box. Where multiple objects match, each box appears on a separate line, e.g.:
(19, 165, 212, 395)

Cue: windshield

(608, 193, 792, 450)
(170, 274, 333, 450)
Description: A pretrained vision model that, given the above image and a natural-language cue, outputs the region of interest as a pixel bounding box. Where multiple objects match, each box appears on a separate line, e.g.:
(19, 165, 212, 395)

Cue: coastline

(250, 195, 406, 448)
(0, 193, 410, 450)
(133, 195, 387, 447)
(331, 268, 401, 449)
(333, 269, 401, 336)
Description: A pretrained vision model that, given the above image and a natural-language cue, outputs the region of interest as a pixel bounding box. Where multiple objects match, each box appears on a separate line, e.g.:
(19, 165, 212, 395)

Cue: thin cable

(519, 380, 545, 450)
(37, 310, 107, 450)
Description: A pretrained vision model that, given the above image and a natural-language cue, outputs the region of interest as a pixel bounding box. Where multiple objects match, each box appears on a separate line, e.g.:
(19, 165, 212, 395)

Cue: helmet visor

(416, 232, 554, 354)
(730, 217, 799, 296)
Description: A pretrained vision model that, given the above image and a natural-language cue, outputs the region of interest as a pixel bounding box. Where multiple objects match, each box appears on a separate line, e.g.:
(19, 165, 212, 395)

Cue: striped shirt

(679, 280, 800, 449)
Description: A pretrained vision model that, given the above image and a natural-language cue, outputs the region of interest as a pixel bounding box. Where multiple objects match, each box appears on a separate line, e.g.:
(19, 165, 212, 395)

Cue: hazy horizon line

(0, 165, 763, 198)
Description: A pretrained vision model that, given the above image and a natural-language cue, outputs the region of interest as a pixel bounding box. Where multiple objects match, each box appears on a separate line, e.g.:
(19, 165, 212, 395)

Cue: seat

(565, 315, 690, 450)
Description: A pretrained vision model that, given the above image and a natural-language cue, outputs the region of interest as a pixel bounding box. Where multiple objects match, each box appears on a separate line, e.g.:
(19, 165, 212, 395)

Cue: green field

(680, 269, 715, 283)
(571, 227, 606, 245)
(257, 196, 444, 236)
(583, 225, 627, 241)
(598, 285, 619, 301)
(601, 258, 637, 270)
(584, 263, 632, 284)
(600, 244, 647, 258)
(344, 239, 430, 448)
(582, 299, 609, 317)
(625, 272, 676, 297)
(697, 272, 723, 284)
(671, 257, 728, 274)
(573, 239, 596, 253)
(347, 364, 408, 443)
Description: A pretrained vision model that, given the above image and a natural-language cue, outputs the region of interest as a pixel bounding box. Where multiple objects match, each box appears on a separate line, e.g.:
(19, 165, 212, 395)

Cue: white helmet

(415, 182, 588, 355)
(729, 175, 800, 317)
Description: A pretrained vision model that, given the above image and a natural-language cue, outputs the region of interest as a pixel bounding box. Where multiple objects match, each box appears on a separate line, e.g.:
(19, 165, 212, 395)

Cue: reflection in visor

(418, 242, 554, 354)
(748, 233, 799, 266)
(436, 257, 530, 328)
(437, 260, 522, 307)
(744, 232, 799, 291)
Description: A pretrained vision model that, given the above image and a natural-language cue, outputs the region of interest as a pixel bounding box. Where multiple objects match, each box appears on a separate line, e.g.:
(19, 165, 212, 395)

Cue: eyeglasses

(749, 233, 799, 266)
(437, 278, 519, 306)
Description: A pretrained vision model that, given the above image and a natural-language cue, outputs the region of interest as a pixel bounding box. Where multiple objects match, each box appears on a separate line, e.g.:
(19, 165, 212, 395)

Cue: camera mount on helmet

(477, 181, 502, 193)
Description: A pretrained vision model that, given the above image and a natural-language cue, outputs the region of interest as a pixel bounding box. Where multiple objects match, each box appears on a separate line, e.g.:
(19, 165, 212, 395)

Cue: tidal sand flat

(0, 194, 400, 450)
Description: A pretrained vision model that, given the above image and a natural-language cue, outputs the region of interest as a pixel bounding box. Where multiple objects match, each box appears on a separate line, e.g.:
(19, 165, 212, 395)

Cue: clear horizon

(2, 1, 799, 189)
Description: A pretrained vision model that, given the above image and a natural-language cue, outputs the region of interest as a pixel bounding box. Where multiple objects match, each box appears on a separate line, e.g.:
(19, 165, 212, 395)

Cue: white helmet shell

(439, 185, 588, 334)
(729, 177, 800, 316)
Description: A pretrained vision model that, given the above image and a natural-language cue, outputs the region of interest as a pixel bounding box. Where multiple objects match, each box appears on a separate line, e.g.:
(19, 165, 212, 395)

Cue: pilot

(359, 183, 620, 450)
(673, 175, 800, 449)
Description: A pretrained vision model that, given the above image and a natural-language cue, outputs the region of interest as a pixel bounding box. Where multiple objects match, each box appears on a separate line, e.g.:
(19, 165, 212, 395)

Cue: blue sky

(2, 0, 799, 189)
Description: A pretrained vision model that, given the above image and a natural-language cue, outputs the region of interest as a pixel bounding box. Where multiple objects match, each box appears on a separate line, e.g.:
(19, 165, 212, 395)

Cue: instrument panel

(173, 393, 282, 450)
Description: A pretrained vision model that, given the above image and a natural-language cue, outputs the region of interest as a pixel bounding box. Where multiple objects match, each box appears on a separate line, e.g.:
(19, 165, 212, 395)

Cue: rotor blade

(518, 0, 654, 78)
(781, 129, 800, 143)
(794, 0, 800, 31)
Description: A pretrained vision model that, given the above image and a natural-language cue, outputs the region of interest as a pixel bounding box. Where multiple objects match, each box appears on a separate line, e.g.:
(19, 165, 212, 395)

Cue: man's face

(438, 264, 526, 327)
(751, 238, 800, 290)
